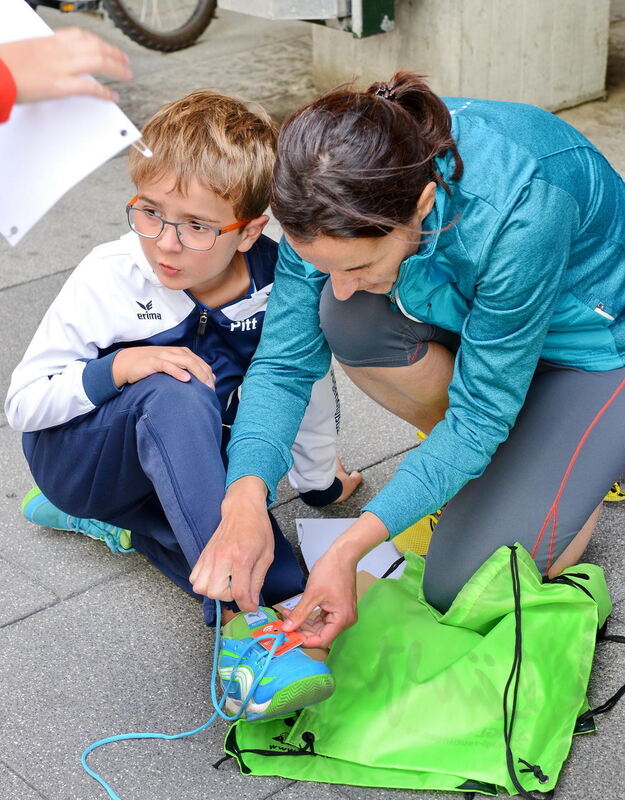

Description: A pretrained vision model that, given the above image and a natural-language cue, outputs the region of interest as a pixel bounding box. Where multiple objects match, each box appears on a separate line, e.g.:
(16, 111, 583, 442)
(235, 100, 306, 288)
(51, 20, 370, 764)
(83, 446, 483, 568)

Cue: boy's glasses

(126, 196, 251, 251)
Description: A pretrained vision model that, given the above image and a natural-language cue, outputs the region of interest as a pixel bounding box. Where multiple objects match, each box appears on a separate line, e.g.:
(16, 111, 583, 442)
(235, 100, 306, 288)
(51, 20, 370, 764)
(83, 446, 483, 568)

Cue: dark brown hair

(271, 71, 463, 240)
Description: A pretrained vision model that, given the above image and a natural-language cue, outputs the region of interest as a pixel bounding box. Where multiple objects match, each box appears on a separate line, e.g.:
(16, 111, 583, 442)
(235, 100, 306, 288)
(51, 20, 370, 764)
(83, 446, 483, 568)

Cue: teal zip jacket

(227, 98, 625, 537)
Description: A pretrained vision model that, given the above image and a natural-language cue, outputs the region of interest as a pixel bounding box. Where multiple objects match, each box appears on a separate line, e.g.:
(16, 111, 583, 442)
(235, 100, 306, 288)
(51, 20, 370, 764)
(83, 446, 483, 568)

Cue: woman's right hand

(189, 477, 275, 612)
(282, 511, 389, 648)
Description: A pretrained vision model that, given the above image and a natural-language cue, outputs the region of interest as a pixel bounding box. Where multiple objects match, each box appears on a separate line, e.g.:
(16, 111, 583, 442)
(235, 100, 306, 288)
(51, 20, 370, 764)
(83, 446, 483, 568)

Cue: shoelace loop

(81, 599, 284, 800)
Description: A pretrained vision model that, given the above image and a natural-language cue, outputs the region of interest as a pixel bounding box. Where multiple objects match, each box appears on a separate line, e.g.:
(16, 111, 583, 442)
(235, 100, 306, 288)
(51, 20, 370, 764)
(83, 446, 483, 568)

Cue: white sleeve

(288, 370, 339, 493)
(4, 265, 111, 433)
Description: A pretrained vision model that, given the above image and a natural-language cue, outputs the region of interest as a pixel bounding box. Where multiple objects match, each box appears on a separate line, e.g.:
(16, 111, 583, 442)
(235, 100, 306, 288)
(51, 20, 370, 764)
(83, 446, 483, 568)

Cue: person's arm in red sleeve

(0, 58, 17, 123)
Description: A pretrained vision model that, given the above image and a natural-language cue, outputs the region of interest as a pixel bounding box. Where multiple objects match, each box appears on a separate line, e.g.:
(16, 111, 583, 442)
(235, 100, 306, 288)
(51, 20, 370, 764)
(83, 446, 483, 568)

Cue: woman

(190, 72, 625, 647)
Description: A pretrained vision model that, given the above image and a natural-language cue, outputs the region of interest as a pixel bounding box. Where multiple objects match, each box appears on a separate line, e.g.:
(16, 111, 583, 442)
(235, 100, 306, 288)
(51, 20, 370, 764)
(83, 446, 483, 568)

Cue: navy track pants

(22, 373, 305, 625)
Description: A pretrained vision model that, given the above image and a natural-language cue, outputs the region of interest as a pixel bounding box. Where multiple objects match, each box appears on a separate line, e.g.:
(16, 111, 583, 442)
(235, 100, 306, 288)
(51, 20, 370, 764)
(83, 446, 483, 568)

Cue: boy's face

(132, 173, 265, 297)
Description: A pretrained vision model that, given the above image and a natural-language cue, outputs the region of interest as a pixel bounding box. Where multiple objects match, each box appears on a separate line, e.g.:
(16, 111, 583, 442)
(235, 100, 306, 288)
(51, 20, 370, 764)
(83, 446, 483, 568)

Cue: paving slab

(0, 271, 70, 428)
(114, 34, 313, 130)
(0, 568, 287, 800)
(272, 783, 348, 800)
(39, 7, 311, 82)
(0, 554, 58, 628)
(0, 765, 49, 800)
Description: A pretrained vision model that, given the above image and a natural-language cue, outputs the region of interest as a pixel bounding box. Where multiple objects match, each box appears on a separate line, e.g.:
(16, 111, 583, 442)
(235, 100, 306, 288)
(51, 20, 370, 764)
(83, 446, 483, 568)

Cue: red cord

(531, 378, 625, 572)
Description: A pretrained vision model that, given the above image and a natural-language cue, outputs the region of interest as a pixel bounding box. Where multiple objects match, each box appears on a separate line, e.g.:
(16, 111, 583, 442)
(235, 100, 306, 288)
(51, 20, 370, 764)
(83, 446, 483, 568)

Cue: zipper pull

(196, 309, 208, 336)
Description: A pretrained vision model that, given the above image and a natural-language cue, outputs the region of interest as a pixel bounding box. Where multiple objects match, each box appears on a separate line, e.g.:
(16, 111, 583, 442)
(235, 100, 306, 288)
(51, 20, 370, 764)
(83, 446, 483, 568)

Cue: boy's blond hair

(129, 90, 277, 220)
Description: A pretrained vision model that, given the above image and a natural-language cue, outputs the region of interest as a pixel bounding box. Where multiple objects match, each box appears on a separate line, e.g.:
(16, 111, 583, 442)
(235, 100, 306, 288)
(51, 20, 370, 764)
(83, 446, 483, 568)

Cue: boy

(5, 90, 360, 719)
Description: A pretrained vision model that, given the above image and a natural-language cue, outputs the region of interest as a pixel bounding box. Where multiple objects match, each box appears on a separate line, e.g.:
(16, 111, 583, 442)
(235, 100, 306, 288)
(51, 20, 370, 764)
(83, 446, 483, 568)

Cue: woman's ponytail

(272, 72, 463, 241)
(368, 71, 463, 186)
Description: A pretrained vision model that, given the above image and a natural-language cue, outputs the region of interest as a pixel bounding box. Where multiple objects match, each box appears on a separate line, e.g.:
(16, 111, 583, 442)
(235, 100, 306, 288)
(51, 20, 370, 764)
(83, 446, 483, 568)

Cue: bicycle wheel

(103, 0, 216, 52)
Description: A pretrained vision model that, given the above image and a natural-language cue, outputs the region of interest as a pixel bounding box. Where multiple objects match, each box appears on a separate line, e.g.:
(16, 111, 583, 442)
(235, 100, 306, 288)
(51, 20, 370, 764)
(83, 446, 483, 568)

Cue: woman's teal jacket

(227, 98, 625, 537)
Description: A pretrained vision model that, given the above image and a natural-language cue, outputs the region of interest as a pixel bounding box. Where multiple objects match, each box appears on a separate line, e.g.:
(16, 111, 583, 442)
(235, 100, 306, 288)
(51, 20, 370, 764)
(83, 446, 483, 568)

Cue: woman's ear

(237, 214, 269, 252)
(415, 181, 437, 222)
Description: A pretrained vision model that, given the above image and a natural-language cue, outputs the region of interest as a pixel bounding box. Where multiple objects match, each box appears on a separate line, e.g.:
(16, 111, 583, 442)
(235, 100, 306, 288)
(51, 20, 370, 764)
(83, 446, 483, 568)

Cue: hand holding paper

(0, 0, 144, 245)
(0, 27, 132, 105)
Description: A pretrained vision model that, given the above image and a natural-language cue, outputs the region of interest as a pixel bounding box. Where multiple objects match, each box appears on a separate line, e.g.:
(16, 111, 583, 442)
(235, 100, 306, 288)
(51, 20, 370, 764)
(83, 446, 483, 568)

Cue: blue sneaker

(21, 487, 133, 554)
(219, 607, 335, 720)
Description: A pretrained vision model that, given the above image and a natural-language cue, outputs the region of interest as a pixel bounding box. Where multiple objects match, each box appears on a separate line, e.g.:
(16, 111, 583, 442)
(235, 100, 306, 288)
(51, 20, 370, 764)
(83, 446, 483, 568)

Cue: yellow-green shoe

(393, 507, 442, 556)
(604, 481, 625, 502)
(21, 487, 133, 553)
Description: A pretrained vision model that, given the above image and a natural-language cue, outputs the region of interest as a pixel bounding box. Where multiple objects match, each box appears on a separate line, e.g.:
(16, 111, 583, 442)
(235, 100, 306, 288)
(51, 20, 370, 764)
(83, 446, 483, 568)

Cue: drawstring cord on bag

(502, 546, 554, 800)
(81, 599, 285, 800)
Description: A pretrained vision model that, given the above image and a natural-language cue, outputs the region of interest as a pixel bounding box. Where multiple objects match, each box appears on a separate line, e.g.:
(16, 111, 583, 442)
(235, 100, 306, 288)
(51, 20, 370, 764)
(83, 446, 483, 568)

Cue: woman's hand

(112, 346, 215, 388)
(282, 512, 389, 648)
(189, 477, 274, 612)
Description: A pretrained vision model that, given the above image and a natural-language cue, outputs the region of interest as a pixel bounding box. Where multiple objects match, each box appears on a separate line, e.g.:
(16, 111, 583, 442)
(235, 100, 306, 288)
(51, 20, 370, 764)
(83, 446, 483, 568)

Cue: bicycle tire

(103, 0, 216, 52)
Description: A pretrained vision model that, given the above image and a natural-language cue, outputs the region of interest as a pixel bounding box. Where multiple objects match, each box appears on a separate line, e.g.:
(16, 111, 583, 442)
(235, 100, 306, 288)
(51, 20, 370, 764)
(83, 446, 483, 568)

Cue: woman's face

(285, 182, 437, 302)
(286, 229, 419, 301)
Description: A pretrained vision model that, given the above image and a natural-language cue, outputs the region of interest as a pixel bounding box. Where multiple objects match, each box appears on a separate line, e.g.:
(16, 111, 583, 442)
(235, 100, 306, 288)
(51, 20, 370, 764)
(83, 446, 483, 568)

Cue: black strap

(576, 625, 625, 726)
(381, 556, 405, 579)
(502, 546, 554, 800)
(543, 573, 595, 601)
(225, 723, 317, 774)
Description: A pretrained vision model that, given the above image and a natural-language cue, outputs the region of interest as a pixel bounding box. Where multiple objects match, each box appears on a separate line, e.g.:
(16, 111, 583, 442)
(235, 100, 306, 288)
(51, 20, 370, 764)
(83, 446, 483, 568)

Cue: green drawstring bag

(224, 545, 619, 797)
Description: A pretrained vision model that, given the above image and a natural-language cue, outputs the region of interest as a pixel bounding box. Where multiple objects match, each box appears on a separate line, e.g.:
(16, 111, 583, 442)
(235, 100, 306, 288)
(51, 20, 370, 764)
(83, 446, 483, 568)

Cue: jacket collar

(124, 230, 164, 286)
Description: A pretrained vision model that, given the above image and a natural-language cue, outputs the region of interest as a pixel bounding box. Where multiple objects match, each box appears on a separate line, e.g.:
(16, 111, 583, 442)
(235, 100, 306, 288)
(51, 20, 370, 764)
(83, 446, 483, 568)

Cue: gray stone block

(0, 766, 48, 800)
(0, 271, 70, 427)
(0, 554, 58, 627)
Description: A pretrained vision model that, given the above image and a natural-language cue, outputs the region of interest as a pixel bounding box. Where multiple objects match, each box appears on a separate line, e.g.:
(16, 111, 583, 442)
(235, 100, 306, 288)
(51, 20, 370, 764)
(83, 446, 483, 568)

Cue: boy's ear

(237, 214, 269, 252)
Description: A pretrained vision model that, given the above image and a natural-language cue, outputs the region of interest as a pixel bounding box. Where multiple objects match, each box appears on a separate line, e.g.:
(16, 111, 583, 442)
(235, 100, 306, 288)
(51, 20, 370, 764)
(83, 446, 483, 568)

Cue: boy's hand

(112, 346, 215, 388)
(190, 477, 274, 612)
(0, 28, 132, 105)
(332, 457, 363, 504)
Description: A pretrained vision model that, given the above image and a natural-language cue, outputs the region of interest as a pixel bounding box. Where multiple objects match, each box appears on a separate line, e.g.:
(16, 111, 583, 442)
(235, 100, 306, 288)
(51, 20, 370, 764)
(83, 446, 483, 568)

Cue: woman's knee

(422, 562, 459, 614)
(319, 279, 414, 367)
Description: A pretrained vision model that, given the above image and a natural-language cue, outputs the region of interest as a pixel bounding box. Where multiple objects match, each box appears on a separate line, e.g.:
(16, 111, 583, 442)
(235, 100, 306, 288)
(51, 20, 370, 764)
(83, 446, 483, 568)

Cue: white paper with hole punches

(0, 0, 143, 245)
(296, 518, 406, 579)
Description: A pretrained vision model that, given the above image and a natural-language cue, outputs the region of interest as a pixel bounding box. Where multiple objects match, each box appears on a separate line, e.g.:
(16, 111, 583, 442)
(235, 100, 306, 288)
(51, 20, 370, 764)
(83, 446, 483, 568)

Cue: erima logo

(230, 317, 258, 332)
(136, 300, 161, 320)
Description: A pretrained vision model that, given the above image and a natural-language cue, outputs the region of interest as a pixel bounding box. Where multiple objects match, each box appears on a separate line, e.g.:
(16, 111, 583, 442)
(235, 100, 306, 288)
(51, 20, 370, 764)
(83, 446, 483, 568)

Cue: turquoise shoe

(219, 607, 335, 720)
(21, 487, 133, 554)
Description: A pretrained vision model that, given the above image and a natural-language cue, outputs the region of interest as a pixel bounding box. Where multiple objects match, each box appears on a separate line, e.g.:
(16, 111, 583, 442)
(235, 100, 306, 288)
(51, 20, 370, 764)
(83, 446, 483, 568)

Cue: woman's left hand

(282, 512, 389, 648)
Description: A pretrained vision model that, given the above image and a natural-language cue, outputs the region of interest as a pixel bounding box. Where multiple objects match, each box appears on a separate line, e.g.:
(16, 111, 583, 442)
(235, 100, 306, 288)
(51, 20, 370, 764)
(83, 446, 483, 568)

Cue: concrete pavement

(1, 7, 624, 800)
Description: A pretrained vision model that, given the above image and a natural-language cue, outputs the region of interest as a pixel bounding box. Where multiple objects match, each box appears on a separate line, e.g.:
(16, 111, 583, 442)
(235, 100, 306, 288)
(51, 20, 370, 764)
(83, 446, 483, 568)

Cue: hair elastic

(375, 86, 397, 101)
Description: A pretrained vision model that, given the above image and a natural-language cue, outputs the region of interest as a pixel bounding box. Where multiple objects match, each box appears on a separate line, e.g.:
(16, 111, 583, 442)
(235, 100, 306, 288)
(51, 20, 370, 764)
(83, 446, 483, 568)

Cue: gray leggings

(320, 282, 625, 612)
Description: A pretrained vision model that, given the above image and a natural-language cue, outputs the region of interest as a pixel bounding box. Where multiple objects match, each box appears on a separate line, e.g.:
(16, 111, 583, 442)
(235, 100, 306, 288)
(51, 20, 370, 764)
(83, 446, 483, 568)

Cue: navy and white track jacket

(5, 232, 339, 494)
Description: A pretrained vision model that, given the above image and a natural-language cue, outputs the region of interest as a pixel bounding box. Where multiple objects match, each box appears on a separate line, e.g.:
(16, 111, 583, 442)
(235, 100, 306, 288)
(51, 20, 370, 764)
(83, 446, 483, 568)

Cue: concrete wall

(312, 0, 611, 111)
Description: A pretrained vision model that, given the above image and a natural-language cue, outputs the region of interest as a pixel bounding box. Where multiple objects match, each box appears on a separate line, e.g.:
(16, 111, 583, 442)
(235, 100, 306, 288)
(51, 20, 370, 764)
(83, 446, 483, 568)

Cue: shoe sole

(226, 673, 335, 720)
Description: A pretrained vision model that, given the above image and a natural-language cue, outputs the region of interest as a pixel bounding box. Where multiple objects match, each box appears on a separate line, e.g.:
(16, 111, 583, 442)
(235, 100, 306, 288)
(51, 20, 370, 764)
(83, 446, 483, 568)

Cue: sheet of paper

(296, 518, 406, 579)
(0, 0, 144, 245)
